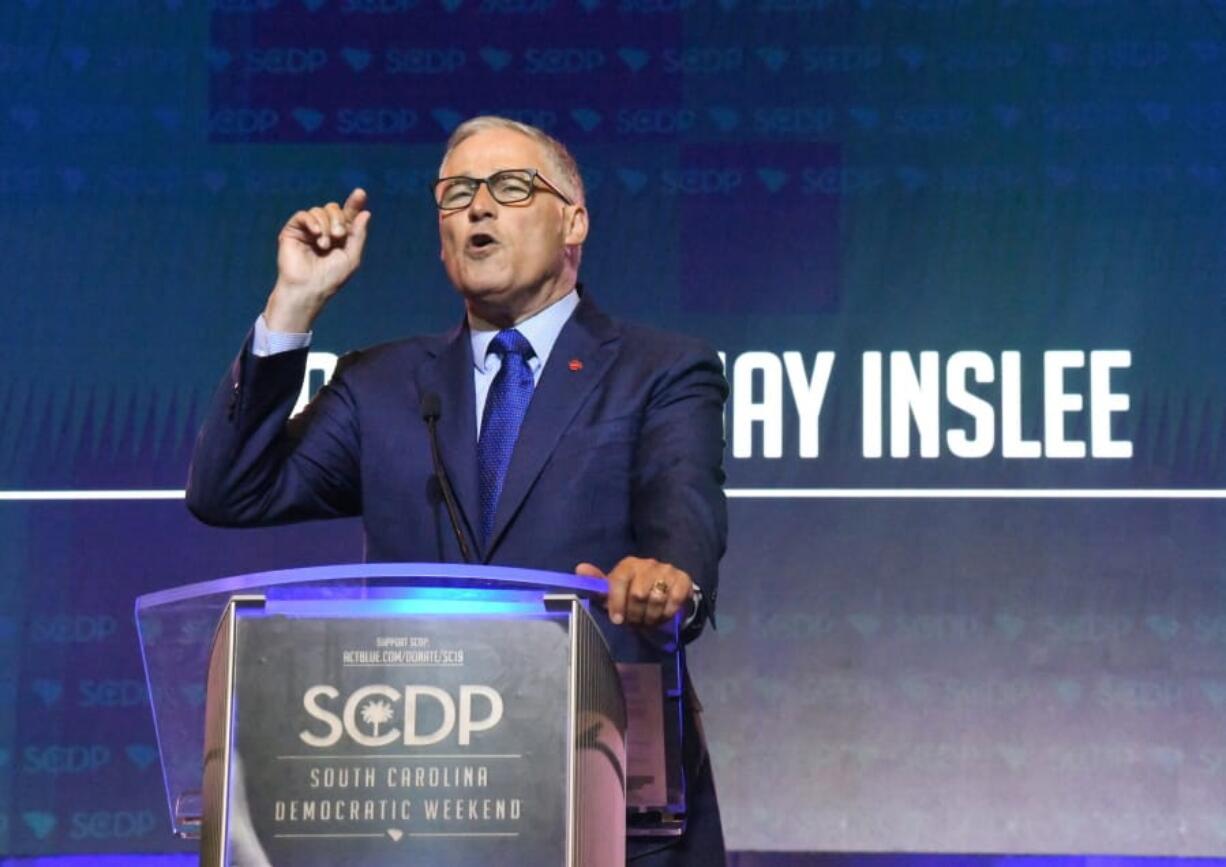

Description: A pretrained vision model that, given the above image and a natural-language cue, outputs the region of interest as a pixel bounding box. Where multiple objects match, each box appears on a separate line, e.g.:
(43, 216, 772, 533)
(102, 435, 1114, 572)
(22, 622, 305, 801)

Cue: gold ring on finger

(650, 580, 670, 597)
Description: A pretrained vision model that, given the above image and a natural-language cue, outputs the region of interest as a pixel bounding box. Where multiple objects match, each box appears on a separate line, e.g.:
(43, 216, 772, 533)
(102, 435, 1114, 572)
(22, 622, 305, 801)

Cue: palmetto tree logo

(360, 699, 395, 737)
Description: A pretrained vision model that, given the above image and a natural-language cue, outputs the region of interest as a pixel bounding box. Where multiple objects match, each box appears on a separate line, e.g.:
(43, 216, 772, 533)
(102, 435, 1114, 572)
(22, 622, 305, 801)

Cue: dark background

(1, 0, 1225, 857)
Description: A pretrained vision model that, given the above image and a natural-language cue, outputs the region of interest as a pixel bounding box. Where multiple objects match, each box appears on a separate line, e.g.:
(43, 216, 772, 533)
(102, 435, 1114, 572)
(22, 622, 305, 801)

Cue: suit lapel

(418, 323, 482, 559)
(485, 296, 621, 558)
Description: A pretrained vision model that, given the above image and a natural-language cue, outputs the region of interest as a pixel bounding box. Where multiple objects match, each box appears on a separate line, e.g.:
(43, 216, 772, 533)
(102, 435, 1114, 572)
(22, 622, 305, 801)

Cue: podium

(136, 564, 687, 866)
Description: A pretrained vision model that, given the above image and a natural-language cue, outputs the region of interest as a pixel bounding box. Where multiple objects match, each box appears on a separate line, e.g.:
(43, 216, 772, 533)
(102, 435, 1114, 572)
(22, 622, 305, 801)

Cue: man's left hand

(575, 557, 694, 628)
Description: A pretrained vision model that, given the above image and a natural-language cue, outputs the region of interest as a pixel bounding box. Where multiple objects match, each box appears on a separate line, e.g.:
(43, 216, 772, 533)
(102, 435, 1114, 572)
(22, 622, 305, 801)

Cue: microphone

(420, 392, 474, 564)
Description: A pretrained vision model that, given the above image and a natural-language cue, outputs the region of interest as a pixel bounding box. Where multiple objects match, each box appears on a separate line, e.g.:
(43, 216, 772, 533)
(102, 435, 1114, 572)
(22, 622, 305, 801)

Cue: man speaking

(187, 116, 728, 864)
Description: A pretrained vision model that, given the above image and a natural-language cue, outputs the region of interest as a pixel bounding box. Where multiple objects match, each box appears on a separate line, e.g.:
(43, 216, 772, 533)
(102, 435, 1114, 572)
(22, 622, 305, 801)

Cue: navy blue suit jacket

(187, 293, 728, 639)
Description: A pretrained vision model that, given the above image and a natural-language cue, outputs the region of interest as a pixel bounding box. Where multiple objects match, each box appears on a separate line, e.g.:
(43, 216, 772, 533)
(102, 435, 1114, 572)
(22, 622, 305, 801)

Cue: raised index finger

(342, 187, 368, 220)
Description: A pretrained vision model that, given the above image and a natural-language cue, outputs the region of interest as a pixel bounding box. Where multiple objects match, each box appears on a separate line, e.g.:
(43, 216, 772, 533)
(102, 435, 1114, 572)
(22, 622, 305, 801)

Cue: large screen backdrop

(2, 0, 1226, 857)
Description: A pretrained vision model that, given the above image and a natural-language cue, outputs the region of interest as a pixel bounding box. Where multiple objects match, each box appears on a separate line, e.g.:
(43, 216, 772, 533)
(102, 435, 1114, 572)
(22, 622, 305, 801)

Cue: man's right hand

(263, 188, 371, 333)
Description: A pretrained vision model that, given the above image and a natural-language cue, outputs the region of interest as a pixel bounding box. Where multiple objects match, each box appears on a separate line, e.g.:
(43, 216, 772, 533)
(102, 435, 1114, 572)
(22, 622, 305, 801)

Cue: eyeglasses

(432, 169, 574, 210)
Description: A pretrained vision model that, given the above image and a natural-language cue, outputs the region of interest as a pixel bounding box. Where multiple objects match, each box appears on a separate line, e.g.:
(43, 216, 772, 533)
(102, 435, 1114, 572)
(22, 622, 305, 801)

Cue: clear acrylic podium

(136, 563, 687, 866)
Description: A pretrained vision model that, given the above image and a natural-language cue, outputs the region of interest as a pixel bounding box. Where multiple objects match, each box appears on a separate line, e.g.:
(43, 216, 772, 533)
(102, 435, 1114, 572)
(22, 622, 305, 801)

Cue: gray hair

(439, 116, 586, 205)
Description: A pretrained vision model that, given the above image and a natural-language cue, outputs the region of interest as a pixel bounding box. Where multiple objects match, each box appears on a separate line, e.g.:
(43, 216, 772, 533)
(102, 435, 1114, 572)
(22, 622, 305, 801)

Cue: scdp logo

(300, 684, 503, 748)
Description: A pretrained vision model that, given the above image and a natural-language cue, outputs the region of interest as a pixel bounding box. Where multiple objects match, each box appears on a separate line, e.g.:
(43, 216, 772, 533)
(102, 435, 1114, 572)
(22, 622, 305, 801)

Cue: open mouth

(468, 233, 498, 250)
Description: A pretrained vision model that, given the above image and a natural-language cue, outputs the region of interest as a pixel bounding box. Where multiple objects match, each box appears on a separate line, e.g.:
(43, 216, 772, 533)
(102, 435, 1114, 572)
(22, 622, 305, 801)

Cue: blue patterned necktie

(477, 329, 536, 545)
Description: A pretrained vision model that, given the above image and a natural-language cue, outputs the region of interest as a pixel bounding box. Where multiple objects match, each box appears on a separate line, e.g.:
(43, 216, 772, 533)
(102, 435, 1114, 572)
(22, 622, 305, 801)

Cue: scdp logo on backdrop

(207, 0, 684, 143)
(205, 0, 848, 315)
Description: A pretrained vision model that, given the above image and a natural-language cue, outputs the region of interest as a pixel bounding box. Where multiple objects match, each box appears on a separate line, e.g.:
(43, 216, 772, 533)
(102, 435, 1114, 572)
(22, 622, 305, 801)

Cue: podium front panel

(217, 598, 574, 866)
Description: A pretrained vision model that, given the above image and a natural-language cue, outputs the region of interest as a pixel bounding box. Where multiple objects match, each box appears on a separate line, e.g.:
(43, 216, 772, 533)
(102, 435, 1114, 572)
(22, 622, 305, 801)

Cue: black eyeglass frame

(432, 168, 574, 210)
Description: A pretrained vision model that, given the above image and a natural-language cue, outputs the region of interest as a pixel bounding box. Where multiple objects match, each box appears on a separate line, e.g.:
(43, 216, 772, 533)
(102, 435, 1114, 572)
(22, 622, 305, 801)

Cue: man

(188, 116, 728, 864)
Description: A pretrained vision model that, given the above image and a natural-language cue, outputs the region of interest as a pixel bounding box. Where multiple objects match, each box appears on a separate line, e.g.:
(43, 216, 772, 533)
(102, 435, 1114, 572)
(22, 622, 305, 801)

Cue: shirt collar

(470, 289, 580, 373)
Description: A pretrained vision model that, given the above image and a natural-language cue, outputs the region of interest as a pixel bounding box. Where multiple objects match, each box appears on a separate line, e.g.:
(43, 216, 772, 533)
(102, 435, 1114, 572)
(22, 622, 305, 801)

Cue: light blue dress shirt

(467, 289, 579, 434)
